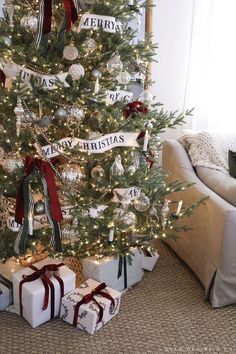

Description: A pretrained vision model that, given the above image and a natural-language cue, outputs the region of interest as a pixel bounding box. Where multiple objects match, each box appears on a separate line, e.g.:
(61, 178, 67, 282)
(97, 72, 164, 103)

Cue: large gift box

(0, 274, 13, 311)
(13, 257, 76, 328)
(82, 248, 143, 291)
(60, 278, 121, 334)
(141, 250, 159, 271)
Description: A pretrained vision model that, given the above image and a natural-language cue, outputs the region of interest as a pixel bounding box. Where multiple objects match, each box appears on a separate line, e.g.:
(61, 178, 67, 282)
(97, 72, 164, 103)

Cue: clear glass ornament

(107, 54, 123, 74)
(134, 193, 150, 212)
(117, 70, 131, 85)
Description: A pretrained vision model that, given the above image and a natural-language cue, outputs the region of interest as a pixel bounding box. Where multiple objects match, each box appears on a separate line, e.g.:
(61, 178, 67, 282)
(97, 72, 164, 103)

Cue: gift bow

(19, 263, 65, 319)
(73, 282, 115, 327)
(15, 157, 63, 224)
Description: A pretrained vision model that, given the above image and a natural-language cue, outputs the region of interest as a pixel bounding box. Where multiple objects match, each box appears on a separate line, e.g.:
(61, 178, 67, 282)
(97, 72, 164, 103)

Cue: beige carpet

(1, 241, 236, 354)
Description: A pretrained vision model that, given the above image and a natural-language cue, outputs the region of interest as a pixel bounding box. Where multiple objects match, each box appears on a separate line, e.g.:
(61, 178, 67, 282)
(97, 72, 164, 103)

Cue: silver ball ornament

(3, 63, 20, 78)
(107, 55, 123, 74)
(54, 107, 67, 120)
(91, 165, 105, 182)
(0, 35, 11, 47)
(1, 155, 24, 173)
(68, 64, 85, 80)
(92, 69, 102, 79)
(146, 121, 153, 130)
(117, 70, 131, 85)
(20, 15, 38, 33)
(121, 211, 137, 227)
(61, 164, 85, 185)
(34, 200, 45, 215)
(134, 193, 150, 212)
(63, 45, 79, 61)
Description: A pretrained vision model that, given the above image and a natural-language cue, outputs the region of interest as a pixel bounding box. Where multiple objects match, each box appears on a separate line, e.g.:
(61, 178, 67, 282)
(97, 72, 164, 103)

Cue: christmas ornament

(68, 64, 85, 80)
(34, 200, 45, 215)
(107, 54, 123, 74)
(84, 38, 96, 54)
(110, 155, 124, 177)
(124, 101, 148, 119)
(0, 34, 11, 46)
(61, 164, 85, 185)
(14, 97, 24, 136)
(121, 211, 137, 227)
(161, 198, 170, 229)
(139, 89, 153, 104)
(1, 155, 23, 173)
(92, 69, 102, 94)
(127, 150, 140, 174)
(61, 223, 77, 245)
(91, 165, 105, 182)
(149, 135, 161, 153)
(37, 115, 52, 128)
(88, 131, 102, 140)
(68, 106, 84, 120)
(117, 70, 131, 85)
(63, 44, 79, 61)
(54, 107, 67, 120)
(20, 15, 38, 33)
(3, 62, 19, 78)
(148, 206, 159, 223)
(134, 193, 150, 212)
(4, 0, 14, 29)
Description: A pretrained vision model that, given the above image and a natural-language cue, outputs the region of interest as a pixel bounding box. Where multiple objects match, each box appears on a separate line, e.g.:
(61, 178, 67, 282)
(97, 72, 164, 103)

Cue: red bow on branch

(124, 101, 149, 119)
(73, 282, 115, 327)
(15, 157, 63, 224)
(19, 263, 65, 319)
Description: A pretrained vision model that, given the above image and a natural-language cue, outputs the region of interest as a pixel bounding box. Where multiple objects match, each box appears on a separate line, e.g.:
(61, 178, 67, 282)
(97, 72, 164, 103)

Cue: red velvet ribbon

(62, 0, 78, 32)
(19, 263, 65, 319)
(124, 101, 148, 119)
(43, 0, 52, 34)
(15, 157, 63, 225)
(73, 282, 115, 327)
(0, 69, 6, 87)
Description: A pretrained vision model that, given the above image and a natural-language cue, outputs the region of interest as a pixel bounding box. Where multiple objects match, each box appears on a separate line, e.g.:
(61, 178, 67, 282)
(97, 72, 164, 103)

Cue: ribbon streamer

(0, 69, 6, 87)
(73, 282, 115, 327)
(19, 263, 64, 319)
(118, 256, 128, 289)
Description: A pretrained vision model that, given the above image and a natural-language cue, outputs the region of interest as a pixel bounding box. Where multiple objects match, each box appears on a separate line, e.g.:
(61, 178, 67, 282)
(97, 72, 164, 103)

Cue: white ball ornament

(3, 63, 20, 78)
(20, 15, 38, 33)
(63, 44, 79, 61)
(69, 64, 85, 80)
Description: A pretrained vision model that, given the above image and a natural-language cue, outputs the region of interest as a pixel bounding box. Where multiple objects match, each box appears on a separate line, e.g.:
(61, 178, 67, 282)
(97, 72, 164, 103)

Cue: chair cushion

(196, 166, 236, 207)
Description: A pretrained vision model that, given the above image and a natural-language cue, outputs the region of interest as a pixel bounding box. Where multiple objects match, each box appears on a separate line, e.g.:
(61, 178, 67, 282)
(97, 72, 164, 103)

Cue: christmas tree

(0, 0, 201, 263)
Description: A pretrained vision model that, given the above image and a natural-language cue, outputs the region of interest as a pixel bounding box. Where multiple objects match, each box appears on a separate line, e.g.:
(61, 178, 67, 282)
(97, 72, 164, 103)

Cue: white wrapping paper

(141, 251, 159, 271)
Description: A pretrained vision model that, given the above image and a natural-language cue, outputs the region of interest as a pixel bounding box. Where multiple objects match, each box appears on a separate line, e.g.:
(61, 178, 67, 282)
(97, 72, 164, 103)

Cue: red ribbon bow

(124, 101, 149, 119)
(19, 263, 65, 319)
(73, 282, 115, 327)
(15, 157, 63, 225)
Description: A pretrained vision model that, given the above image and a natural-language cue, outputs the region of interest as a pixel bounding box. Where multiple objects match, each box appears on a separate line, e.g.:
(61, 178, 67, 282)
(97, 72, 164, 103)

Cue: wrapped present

(0, 274, 13, 311)
(60, 278, 121, 335)
(13, 257, 76, 328)
(82, 248, 143, 291)
(141, 250, 159, 271)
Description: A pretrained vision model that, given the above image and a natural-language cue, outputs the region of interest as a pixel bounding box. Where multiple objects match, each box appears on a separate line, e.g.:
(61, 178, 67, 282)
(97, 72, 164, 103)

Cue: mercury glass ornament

(84, 38, 96, 54)
(107, 54, 123, 74)
(3, 62, 19, 78)
(121, 211, 137, 227)
(63, 44, 79, 61)
(68, 107, 84, 120)
(54, 107, 67, 120)
(0, 34, 11, 46)
(20, 15, 38, 33)
(134, 193, 150, 212)
(61, 164, 85, 185)
(68, 64, 85, 80)
(91, 165, 105, 182)
(117, 70, 131, 85)
(1, 155, 23, 173)
(34, 200, 45, 215)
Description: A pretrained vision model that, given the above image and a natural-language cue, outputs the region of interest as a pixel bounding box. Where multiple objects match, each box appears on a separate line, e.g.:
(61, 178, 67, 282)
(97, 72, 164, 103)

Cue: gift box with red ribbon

(12, 257, 76, 328)
(60, 278, 121, 335)
(141, 250, 159, 272)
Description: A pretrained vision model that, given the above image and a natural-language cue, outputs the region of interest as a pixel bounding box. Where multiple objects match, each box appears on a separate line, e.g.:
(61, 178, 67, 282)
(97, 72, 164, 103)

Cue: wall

(151, 0, 194, 139)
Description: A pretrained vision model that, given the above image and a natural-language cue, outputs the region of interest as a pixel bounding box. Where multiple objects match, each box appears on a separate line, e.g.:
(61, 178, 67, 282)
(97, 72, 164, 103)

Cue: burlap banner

(36, 132, 140, 158)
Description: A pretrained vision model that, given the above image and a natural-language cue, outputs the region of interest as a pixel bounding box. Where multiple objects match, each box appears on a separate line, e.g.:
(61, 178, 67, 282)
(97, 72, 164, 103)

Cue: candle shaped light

(143, 129, 149, 152)
(109, 228, 114, 242)
(176, 200, 183, 216)
(28, 213, 33, 236)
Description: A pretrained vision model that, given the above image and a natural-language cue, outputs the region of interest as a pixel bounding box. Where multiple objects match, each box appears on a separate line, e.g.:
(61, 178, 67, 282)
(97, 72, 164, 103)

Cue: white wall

(151, 0, 194, 139)
(0, 0, 3, 18)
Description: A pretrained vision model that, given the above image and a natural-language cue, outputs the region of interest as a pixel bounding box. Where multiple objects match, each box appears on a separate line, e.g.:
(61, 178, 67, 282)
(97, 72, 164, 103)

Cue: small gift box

(82, 248, 143, 292)
(0, 274, 13, 311)
(141, 250, 159, 271)
(13, 257, 76, 328)
(60, 278, 121, 335)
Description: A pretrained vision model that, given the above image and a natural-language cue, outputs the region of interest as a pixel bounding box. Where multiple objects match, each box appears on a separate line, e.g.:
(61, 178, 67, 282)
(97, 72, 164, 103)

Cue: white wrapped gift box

(141, 250, 159, 271)
(0, 274, 13, 311)
(60, 278, 121, 335)
(82, 248, 143, 291)
(13, 257, 76, 328)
